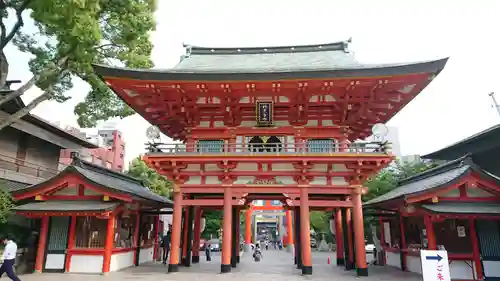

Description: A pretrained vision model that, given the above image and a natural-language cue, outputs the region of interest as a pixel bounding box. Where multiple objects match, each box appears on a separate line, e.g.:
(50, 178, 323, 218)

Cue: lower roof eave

(93, 58, 449, 82)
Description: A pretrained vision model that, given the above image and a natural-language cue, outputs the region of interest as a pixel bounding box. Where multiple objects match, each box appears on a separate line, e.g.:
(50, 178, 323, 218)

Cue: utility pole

(489, 92, 500, 118)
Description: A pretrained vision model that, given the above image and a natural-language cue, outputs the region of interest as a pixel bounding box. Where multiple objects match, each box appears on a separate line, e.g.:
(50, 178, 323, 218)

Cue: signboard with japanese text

(420, 250, 451, 281)
(256, 101, 273, 126)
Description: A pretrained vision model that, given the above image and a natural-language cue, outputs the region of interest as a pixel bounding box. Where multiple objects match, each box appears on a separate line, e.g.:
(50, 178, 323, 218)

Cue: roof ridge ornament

(342, 37, 352, 53)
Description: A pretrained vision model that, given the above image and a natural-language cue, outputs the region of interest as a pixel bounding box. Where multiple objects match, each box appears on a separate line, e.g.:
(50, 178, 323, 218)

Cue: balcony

(0, 154, 60, 184)
(145, 141, 392, 156)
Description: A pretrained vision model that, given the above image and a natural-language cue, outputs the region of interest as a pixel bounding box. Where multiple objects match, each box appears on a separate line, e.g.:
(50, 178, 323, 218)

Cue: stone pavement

(17, 250, 421, 281)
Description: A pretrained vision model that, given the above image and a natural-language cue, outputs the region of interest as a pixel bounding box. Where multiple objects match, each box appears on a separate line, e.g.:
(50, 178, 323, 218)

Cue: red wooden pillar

(379, 218, 387, 265)
(424, 216, 436, 250)
(469, 218, 483, 280)
(168, 190, 183, 272)
(133, 210, 140, 264)
(245, 208, 252, 245)
(399, 213, 407, 271)
(102, 214, 116, 274)
(65, 216, 77, 272)
(335, 208, 344, 266)
(352, 189, 368, 276)
(300, 187, 313, 275)
(221, 187, 232, 273)
(236, 208, 241, 263)
(181, 207, 189, 265)
(286, 209, 294, 251)
(192, 207, 202, 263)
(153, 213, 160, 261)
(346, 208, 354, 267)
(35, 216, 49, 273)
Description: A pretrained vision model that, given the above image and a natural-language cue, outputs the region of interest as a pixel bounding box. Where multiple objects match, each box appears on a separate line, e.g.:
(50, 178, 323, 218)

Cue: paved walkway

(17, 250, 421, 281)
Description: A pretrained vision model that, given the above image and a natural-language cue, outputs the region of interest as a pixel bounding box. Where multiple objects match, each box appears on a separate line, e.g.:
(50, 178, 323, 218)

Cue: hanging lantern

(329, 219, 336, 235)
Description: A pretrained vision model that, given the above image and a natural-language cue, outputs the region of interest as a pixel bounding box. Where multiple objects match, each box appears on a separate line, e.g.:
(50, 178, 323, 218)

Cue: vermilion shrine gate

(94, 40, 447, 276)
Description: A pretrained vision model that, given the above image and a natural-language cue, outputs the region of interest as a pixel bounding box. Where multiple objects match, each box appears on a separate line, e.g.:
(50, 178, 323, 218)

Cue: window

(434, 219, 472, 253)
(75, 216, 107, 248)
(197, 140, 224, 152)
(139, 216, 154, 247)
(114, 213, 138, 248)
(307, 139, 336, 152)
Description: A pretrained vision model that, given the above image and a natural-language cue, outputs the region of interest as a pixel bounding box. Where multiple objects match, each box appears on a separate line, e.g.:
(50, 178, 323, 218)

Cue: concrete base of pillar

(301, 266, 313, 275)
(192, 255, 200, 263)
(168, 264, 179, 273)
(357, 267, 368, 277)
(243, 243, 251, 252)
(221, 264, 231, 273)
(336, 258, 345, 266)
(286, 244, 294, 253)
(345, 260, 355, 271)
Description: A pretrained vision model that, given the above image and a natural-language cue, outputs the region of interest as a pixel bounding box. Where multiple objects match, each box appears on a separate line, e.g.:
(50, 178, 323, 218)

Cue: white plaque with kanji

(420, 250, 451, 281)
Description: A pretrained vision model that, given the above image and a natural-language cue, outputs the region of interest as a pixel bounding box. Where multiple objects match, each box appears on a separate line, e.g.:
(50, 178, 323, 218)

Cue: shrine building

(366, 124, 500, 281)
(93, 39, 447, 276)
(11, 157, 172, 274)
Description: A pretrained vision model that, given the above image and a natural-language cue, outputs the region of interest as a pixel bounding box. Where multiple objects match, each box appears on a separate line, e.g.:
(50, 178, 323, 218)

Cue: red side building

(59, 129, 125, 172)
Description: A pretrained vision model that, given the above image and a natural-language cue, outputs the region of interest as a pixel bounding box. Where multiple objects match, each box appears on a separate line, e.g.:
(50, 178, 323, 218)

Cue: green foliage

(202, 209, 223, 239)
(1, 0, 156, 126)
(363, 160, 440, 202)
(362, 159, 440, 243)
(0, 181, 13, 223)
(126, 157, 172, 199)
(310, 211, 329, 233)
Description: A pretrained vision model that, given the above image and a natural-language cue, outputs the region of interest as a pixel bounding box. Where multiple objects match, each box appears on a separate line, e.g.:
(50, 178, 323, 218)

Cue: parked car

(310, 238, 317, 248)
(207, 239, 220, 252)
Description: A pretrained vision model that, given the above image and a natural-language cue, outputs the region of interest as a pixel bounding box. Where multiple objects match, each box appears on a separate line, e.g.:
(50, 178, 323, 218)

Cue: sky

(5, 0, 500, 167)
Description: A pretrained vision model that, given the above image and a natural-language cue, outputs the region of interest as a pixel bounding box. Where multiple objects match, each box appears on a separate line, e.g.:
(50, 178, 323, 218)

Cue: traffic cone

(327, 256, 331, 264)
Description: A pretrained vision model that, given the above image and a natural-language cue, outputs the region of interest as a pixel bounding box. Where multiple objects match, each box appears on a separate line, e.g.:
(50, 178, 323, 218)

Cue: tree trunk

(0, 51, 8, 89)
(0, 91, 50, 131)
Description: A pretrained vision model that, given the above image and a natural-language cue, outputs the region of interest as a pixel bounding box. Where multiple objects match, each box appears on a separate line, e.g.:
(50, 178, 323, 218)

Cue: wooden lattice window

(74, 216, 107, 248)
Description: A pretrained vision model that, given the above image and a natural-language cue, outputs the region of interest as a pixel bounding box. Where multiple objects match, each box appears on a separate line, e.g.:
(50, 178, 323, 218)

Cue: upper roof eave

(363, 156, 500, 207)
(93, 57, 449, 82)
(12, 161, 173, 206)
(423, 124, 500, 160)
(184, 40, 350, 55)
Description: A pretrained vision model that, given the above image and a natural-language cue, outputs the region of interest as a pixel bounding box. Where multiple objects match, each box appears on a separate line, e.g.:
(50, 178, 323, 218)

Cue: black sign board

(256, 101, 273, 126)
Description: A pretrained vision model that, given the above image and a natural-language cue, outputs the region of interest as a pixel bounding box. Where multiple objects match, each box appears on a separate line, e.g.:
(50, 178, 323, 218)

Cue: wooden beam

(182, 199, 244, 206)
(291, 200, 353, 208)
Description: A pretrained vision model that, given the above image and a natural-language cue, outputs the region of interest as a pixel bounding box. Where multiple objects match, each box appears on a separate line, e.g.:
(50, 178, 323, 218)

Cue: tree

(362, 159, 439, 250)
(202, 209, 223, 239)
(310, 211, 329, 233)
(0, 0, 156, 130)
(0, 181, 14, 223)
(126, 157, 172, 199)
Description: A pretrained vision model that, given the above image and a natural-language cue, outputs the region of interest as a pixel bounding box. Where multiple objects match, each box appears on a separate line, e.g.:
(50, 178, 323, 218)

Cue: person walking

(161, 228, 171, 265)
(0, 234, 21, 281)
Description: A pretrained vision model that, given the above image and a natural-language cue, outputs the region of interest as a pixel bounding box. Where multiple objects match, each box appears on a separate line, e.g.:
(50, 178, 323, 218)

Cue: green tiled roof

(364, 156, 500, 207)
(175, 41, 360, 73)
(13, 200, 119, 212)
(420, 202, 500, 215)
(13, 159, 172, 206)
(92, 40, 448, 81)
(0, 180, 29, 192)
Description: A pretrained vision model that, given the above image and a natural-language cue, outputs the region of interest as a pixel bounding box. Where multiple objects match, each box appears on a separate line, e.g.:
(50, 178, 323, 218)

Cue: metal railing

(145, 142, 392, 155)
(0, 153, 60, 179)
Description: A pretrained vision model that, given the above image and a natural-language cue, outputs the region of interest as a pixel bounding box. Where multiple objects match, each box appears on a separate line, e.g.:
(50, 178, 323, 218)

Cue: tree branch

(0, 54, 70, 107)
(0, 0, 33, 50)
(0, 89, 51, 131)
